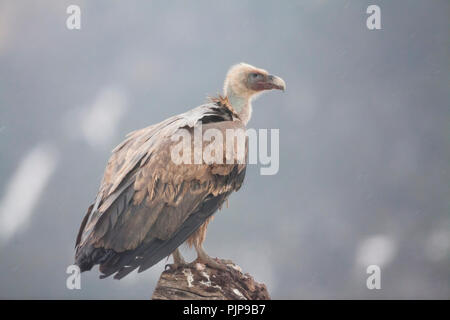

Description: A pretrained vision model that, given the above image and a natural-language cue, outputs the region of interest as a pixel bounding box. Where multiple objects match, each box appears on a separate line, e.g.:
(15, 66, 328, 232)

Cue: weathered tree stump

(151, 259, 270, 300)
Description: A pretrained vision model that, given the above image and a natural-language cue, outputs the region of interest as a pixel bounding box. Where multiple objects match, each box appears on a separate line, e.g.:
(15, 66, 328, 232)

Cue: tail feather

(75, 191, 230, 279)
(75, 245, 114, 272)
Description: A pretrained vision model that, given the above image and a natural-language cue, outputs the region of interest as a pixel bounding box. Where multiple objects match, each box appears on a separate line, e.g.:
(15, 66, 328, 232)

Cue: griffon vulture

(75, 63, 285, 279)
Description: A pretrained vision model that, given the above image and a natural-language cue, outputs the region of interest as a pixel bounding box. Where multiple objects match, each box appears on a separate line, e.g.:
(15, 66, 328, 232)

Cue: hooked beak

(265, 74, 286, 91)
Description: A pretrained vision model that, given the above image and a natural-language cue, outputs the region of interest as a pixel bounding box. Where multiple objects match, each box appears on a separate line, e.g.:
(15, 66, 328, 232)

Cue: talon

(165, 264, 173, 271)
(165, 262, 188, 272)
(164, 263, 176, 271)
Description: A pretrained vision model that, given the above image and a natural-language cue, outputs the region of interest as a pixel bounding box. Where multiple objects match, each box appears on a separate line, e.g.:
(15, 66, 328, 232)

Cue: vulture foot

(166, 248, 187, 272)
(195, 247, 229, 271)
(193, 256, 227, 271)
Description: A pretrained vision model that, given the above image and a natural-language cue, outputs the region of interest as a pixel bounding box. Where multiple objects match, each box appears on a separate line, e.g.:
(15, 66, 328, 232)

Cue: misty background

(0, 0, 449, 299)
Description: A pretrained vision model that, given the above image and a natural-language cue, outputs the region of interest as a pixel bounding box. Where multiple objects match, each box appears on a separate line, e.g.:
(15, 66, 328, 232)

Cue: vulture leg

(194, 244, 228, 271)
(165, 248, 187, 271)
(185, 216, 231, 270)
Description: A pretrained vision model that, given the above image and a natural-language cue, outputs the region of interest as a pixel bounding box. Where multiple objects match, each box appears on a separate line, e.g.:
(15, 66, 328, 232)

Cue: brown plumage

(75, 63, 285, 279)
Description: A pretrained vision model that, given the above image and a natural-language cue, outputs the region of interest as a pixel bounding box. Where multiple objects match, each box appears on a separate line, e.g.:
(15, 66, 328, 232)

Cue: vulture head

(223, 63, 286, 124)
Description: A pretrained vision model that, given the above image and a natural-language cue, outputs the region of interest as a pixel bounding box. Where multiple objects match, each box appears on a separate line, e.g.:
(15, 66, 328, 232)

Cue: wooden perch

(151, 259, 271, 300)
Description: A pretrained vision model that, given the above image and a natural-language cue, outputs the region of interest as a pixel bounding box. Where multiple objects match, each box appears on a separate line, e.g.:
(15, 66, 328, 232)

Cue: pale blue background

(0, 0, 449, 299)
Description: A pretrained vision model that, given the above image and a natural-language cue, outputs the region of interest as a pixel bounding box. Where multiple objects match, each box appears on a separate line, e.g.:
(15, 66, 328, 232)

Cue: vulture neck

(225, 87, 252, 125)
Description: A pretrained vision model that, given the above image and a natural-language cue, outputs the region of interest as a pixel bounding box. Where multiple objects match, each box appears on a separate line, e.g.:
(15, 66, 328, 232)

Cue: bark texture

(151, 259, 270, 300)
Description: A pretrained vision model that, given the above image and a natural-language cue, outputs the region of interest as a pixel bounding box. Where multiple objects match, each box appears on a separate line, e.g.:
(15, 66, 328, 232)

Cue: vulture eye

(250, 73, 261, 80)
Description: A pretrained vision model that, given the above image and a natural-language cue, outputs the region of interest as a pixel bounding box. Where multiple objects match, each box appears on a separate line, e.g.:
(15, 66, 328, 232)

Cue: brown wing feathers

(75, 103, 247, 279)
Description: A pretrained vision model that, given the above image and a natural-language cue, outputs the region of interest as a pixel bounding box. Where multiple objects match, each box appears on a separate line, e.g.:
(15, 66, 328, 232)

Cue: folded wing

(75, 103, 247, 279)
